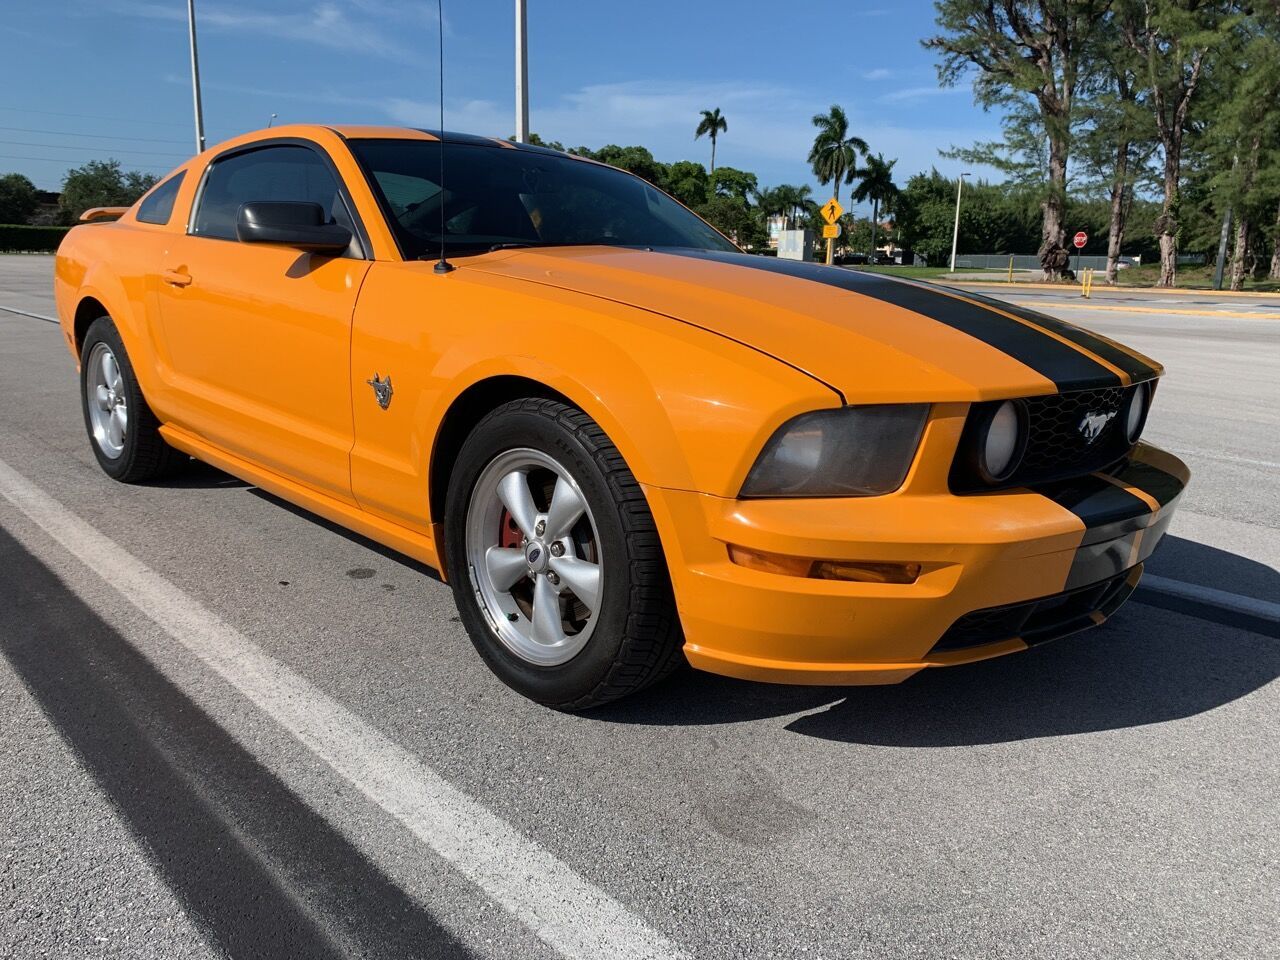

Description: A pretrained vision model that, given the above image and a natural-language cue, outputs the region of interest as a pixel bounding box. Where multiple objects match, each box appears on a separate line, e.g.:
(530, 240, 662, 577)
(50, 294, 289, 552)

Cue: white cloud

(880, 85, 968, 103)
(105, 1, 424, 60)
(861, 68, 894, 81)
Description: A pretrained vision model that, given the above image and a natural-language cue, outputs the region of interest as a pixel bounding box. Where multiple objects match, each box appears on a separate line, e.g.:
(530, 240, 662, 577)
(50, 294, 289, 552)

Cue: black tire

(80, 316, 186, 483)
(444, 399, 684, 710)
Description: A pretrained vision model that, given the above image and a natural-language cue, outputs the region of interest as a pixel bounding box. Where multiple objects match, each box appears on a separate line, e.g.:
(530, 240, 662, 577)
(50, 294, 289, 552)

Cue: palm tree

(695, 108, 728, 174)
(808, 104, 868, 205)
(851, 153, 899, 260)
(772, 184, 813, 229)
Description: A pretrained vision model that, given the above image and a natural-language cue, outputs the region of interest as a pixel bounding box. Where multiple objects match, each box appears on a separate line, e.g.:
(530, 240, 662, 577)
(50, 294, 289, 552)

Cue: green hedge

(0, 224, 71, 253)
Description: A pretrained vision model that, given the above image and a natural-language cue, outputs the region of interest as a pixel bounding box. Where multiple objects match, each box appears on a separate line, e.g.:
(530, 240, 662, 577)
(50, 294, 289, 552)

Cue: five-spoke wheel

(86, 341, 129, 460)
(445, 398, 683, 709)
(80, 316, 185, 482)
(466, 448, 604, 665)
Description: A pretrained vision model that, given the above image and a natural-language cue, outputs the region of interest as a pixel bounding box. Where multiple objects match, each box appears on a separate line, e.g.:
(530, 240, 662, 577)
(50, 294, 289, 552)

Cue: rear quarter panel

(54, 162, 200, 420)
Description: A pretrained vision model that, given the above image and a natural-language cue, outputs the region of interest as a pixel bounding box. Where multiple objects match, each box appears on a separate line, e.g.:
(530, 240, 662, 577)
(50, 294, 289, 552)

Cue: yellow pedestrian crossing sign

(820, 198, 843, 225)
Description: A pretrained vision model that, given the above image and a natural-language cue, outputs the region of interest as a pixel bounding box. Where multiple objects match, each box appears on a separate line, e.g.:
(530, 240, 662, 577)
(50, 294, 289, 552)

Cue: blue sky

(0, 1, 1002, 213)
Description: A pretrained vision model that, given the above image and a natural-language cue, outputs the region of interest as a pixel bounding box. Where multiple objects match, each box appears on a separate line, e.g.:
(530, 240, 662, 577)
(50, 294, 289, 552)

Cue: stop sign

(1073, 231, 1088, 249)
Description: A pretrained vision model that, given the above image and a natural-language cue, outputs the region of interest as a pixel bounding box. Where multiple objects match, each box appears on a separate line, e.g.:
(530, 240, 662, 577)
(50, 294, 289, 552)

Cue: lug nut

(550, 542, 565, 557)
(535, 519, 546, 536)
(547, 572, 560, 586)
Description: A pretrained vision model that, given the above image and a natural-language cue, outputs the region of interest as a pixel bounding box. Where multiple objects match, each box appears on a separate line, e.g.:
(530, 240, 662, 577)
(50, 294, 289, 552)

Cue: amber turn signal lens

(727, 545, 814, 577)
(811, 560, 922, 584)
(727, 546, 921, 584)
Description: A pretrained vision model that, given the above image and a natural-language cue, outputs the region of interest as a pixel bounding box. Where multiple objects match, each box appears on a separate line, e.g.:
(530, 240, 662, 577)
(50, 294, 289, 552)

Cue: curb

(1134, 574, 1280, 639)
(948, 279, 1280, 300)
(1005, 300, 1280, 321)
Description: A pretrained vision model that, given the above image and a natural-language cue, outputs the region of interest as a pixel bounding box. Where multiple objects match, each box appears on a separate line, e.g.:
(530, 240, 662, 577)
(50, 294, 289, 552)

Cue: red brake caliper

(498, 509, 523, 550)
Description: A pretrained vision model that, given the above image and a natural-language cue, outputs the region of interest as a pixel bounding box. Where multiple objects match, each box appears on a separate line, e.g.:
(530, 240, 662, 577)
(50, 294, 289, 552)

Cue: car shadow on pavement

(246, 488, 444, 582)
(0, 526, 471, 960)
(596, 539, 1279, 747)
(141, 458, 250, 489)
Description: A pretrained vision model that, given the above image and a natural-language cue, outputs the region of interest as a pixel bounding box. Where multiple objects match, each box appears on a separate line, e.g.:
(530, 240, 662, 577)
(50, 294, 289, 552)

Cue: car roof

(324, 125, 569, 156)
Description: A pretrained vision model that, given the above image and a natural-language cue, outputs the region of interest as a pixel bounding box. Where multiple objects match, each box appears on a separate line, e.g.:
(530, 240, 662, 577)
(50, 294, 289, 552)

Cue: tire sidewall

(80, 317, 144, 481)
(444, 406, 635, 704)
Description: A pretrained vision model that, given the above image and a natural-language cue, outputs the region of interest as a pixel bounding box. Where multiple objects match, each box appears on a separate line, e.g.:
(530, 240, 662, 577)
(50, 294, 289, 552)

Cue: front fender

(348, 261, 838, 532)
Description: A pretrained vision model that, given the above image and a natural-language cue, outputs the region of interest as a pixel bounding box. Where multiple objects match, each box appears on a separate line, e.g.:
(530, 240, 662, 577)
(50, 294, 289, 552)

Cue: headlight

(978, 399, 1026, 482)
(1122, 381, 1151, 443)
(740, 405, 929, 498)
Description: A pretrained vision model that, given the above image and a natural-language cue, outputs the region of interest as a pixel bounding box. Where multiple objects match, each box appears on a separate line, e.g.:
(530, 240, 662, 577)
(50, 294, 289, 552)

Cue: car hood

(468, 246, 1160, 402)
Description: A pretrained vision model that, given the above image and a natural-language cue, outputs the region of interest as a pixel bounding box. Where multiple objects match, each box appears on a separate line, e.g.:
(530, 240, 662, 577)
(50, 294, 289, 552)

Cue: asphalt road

(1, 254, 1276, 960)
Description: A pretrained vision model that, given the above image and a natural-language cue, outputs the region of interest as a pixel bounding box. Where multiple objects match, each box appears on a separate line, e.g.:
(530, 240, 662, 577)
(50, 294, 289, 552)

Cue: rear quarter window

(136, 171, 186, 225)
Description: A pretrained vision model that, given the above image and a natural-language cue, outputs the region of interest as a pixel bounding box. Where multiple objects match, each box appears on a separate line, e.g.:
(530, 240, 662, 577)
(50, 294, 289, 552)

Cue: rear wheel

(80, 316, 185, 482)
(444, 399, 683, 709)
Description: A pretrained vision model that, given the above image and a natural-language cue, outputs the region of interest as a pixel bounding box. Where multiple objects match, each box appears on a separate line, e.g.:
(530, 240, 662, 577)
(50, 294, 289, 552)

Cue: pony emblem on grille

(1078, 409, 1116, 443)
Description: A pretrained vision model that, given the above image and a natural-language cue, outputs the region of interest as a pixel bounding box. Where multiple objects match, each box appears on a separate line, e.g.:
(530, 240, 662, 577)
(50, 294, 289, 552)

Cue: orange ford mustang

(54, 125, 1188, 708)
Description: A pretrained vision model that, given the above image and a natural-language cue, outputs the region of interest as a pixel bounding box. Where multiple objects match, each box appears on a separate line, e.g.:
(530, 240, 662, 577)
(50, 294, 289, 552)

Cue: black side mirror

(236, 201, 352, 253)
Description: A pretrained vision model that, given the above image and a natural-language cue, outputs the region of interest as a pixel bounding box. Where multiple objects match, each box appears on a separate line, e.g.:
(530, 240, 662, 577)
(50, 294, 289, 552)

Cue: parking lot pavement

(1, 254, 1277, 960)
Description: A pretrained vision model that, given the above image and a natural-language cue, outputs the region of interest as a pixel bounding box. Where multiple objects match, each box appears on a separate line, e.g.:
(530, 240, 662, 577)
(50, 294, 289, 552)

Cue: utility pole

(514, 0, 529, 143)
(949, 172, 969, 272)
(187, 0, 206, 154)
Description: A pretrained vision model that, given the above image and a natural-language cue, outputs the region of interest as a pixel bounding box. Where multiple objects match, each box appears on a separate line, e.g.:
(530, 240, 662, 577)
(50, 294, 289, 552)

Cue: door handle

(162, 268, 192, 287)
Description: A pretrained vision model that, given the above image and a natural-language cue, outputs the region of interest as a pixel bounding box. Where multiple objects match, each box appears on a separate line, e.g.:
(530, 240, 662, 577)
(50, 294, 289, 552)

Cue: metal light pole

(949, 172, 969, 273)
(514, 0, 529, 142)
(186, 0, 206, 153)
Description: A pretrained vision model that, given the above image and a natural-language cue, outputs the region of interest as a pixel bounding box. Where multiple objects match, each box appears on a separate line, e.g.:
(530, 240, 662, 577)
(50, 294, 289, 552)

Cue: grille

(951, 382, 1148, 490)
(931, 566, 1139, 653)
(1020, 386, 1126, 475)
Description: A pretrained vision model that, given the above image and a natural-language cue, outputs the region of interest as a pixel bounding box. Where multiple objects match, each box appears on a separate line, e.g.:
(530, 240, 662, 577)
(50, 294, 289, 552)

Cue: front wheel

(444, 399, 683, 709)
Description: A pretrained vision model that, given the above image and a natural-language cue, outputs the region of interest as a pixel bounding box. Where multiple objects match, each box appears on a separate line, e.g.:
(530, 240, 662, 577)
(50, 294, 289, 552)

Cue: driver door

(156, 142, 369, 504)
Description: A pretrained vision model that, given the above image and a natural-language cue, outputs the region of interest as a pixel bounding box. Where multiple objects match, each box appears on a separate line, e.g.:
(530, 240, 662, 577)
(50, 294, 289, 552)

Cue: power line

(0, 140, 190, 159)
(0, 105, 188, 129)
(0, 125, 190, 146)
(0, 154, 174, 172)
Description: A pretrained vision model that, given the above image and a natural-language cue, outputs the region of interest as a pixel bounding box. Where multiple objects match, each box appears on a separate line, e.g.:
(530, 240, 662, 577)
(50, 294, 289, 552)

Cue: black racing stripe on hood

(655, 249, 1122, 391)
(953, 287, 1160, 383)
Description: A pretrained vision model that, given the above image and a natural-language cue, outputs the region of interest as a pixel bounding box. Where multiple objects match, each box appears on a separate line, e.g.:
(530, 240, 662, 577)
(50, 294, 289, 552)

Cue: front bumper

(645, 441, 1188, 685)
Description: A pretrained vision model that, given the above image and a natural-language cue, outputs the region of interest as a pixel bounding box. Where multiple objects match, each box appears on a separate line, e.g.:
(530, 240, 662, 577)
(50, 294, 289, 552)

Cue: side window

(136, 171, 185, 225)
(191, 145, 357, 245)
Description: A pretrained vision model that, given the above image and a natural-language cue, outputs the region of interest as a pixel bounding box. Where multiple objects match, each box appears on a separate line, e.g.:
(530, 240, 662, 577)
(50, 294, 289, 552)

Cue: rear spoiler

(79, 207, 129, 223)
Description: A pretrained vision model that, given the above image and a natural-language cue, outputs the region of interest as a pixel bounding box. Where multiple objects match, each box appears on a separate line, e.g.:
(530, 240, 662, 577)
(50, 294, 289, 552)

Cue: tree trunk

(1156, 148, 1180, 287)
(1230, 137, 1262, 291)
(1039, 134, 1069, 281)
(1105, 142, 1130, 285)
(1229, 215, 1250, 291)
(869, 198, 879, 261)
(710, 136, 716, 176)
(1270, 199, 1280, 280)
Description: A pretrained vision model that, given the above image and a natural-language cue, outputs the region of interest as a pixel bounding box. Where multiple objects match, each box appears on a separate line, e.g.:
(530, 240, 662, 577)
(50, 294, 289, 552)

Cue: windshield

(347, 138, 738, 260)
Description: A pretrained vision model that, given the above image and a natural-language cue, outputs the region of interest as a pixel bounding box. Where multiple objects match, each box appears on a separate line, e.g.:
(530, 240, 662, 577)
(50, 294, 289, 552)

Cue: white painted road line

(0, 456, 688, 960)
(0, 303, 58, 323)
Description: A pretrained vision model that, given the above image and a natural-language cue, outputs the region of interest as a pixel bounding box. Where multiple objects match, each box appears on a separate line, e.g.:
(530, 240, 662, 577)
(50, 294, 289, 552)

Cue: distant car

(54, 124, 1187, 708)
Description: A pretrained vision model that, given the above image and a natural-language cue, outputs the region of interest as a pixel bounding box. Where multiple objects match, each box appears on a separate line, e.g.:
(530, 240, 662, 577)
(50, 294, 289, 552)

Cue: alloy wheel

(464, 448, 603, 666)
(86, 341, 128, 460)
